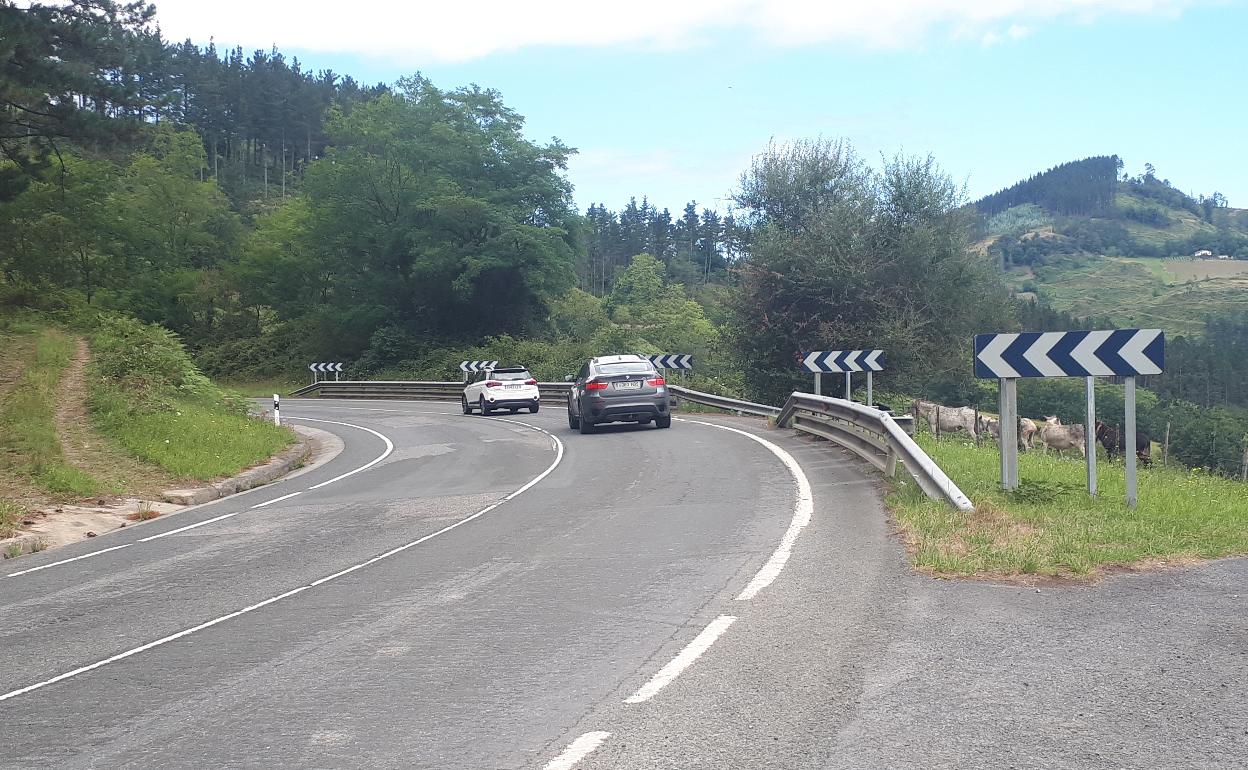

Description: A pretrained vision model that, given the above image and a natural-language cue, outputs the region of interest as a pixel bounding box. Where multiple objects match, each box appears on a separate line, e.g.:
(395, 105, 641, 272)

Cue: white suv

(462, 366, 541, 415)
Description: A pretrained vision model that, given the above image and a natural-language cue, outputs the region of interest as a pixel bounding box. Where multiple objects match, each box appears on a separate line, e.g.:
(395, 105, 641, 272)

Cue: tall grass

(86, 314, 293, 481)
(0, 328, 99, 495)
(890, 434, 1248, 578)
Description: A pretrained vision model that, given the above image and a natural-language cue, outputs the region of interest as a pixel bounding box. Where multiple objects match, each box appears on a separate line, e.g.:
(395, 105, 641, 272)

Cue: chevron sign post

(974, 329, 1164, 506)
(646, 354, 693, 370)
(459, 360, 499, 382)
(308, 362, 344, 383)
(799, 350, 885, 406)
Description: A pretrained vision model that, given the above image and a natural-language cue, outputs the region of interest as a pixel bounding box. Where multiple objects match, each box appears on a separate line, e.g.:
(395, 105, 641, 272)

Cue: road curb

(161, 435, 312, 506)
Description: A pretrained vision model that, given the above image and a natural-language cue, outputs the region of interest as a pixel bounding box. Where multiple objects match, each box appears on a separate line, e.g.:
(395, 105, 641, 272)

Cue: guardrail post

(885, 445, 898, 478)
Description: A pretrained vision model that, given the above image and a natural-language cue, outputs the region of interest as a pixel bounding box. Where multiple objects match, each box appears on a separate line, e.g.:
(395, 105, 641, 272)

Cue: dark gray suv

(566, 355, 671, 433)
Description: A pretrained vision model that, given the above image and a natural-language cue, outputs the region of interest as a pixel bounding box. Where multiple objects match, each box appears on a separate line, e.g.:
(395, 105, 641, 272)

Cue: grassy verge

(0, 500, 24, 538)
(0, 327, 100, 495)
(890, 433, 1248, 579)
(215, 377, 307, 398)
(87, 314, 294, 481)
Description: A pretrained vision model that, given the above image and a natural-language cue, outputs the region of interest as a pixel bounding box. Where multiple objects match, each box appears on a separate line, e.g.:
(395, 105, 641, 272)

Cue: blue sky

(154, 0, 1247, 216)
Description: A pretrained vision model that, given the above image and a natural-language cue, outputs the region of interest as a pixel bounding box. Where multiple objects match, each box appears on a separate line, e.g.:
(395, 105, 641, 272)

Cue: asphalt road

(0, 399, 1243, 769)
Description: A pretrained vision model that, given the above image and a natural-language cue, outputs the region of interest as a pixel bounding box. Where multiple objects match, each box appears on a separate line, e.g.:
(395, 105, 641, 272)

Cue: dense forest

(2, 0, 1246, 475)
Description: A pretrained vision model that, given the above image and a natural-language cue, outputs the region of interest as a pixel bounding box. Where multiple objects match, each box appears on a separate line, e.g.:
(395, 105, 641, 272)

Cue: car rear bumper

(585, 396, 669, 423)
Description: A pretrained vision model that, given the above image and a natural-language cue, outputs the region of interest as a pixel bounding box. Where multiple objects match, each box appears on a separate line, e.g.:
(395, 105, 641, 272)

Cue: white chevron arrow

(802, 352, 822, 372)
(844, 351, 863, 372)
(1071, 330, 1115, 376)
(1023, 332, 1067, 377)
(1120, 329, 1162, 375)
(977, 334, 1020, 378)
(863, 350, 884, 371)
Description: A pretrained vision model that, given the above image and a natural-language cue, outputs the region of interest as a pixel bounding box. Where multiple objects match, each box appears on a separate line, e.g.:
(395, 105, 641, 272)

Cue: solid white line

(625, 615, 737, 704)
(680, 419, 813, 601)
(3, 544, 134, 578)
(0, 419, 564, 703)
(287, 417, 395, 490)
(1, 418, 396, 580)
(544, 731, 612, 770)
(138, 512, 240, 541)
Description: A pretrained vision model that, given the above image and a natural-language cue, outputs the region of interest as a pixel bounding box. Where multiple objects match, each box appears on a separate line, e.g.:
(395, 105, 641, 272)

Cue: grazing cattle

(1039, 417, 1086, 458)
(978, 415, 1039, 450)
(1094, 420, 1153, 466)
(913, 400, 978, 439)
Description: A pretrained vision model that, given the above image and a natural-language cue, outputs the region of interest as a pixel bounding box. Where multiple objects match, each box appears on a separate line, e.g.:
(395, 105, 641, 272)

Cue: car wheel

(529, 404, 539, 414)
(461, 395, 472, 415)
(479, 396, 491, 415)
(655, 415, 672, 429)
(567, 402, 580, 429)
(579, 415, 595, 434)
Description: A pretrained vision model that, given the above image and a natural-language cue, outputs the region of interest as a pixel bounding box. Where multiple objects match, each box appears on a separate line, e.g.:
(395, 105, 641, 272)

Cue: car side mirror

(564, 375, 575, 382)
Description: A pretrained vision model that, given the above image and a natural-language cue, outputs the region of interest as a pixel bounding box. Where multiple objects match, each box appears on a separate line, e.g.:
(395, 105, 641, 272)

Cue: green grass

(90, 387, 293, 480)
(0, 328, 100, 495)
(890, 434, 1248, 578)
(0, 500, 24, 539)
(215, 377, 308, 398)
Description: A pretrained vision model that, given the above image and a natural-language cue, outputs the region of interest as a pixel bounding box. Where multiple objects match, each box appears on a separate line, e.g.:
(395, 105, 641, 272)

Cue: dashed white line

(3, 544, 134, 578)
(2, 417, 393, 579)
(0, 418, 564, 703)
(681, 419, 813, 601)
(625, 615, 738, 704)
(544, 731, 612, 770)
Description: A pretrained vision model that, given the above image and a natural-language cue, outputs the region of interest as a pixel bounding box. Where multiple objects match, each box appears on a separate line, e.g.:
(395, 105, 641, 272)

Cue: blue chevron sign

(459, 360, 499, 373)
(646, 354, 693, 370)
(800, 350, 885, 374)
(974, 329, 1164, 379)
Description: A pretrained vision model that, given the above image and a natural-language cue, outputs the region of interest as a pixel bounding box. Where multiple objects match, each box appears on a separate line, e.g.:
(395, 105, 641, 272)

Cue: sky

(150, 0, 1248, 216)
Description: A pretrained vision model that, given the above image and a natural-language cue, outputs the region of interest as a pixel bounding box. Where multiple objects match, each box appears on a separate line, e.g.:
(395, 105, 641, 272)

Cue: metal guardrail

(289, 380, 573, 404)
(290, 379, 970, 510)
(668, 385, 780, 418)
(667, 385, 968, 510)
(777, 393, 972, 511)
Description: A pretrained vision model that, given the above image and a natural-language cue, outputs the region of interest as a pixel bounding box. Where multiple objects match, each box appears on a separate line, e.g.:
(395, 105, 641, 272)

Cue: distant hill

(973, 157, 1248, 334)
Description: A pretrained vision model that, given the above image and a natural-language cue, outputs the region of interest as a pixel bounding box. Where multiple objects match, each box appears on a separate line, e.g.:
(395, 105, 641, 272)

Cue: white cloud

(149, 0, 1202, 63)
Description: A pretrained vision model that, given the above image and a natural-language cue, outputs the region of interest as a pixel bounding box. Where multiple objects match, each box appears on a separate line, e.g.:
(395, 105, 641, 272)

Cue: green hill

(976, 158, 1248, 335)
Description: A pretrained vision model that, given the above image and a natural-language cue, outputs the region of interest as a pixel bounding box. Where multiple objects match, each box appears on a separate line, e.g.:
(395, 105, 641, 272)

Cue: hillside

(976, 158, 1248, 335)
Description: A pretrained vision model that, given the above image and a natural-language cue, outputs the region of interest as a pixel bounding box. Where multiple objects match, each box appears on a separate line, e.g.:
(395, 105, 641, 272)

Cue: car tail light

(647, 376, 665, 387)
(585, 380, 609, 391)
(485, 380, 502, 388)
(524, 379, 537, 385)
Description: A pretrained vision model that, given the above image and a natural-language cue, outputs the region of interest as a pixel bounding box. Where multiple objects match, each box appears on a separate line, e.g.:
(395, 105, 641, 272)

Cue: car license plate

(614, 381, 641, 390)
(506, 384, 522, 390)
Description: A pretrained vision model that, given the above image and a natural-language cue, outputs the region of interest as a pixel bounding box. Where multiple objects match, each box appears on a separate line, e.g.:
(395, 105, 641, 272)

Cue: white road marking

(625, 615, 737, 704)
(0, 419, 564, 703)
(3, 544, 134, 578)
(680, 419, 814, 601)
(2, 417, 393, 580)
(138, 512, 240, 541)
(544, 731, 612, 770)
(288, 417, 395, 490)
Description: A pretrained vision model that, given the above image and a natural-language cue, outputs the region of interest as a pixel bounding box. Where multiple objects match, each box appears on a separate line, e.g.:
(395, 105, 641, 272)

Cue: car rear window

(493, 370, 532, 381)
(595, 362, 654, 375)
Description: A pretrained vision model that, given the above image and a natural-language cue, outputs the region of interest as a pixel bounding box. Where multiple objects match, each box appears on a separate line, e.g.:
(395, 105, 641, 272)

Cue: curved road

(0, 399, 1243, 769)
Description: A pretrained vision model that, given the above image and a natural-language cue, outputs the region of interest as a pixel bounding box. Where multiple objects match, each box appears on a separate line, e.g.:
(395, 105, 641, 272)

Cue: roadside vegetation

(0, 324, 100, 495)
(86, 314, 292, 480)
(889, 433, 1248, 579)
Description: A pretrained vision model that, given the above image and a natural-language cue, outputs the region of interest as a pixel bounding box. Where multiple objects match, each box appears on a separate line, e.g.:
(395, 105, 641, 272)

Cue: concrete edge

(161, 432, 312, 506)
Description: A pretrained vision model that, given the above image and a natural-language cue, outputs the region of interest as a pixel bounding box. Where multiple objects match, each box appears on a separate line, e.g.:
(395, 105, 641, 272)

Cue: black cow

(1094, 420, 1152, 466)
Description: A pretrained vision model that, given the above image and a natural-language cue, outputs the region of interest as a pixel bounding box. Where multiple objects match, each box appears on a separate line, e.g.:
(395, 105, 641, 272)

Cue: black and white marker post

(800, 350, 885, 406)
(974, 329, 1164, 507)
(272, 394, 280, 426)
